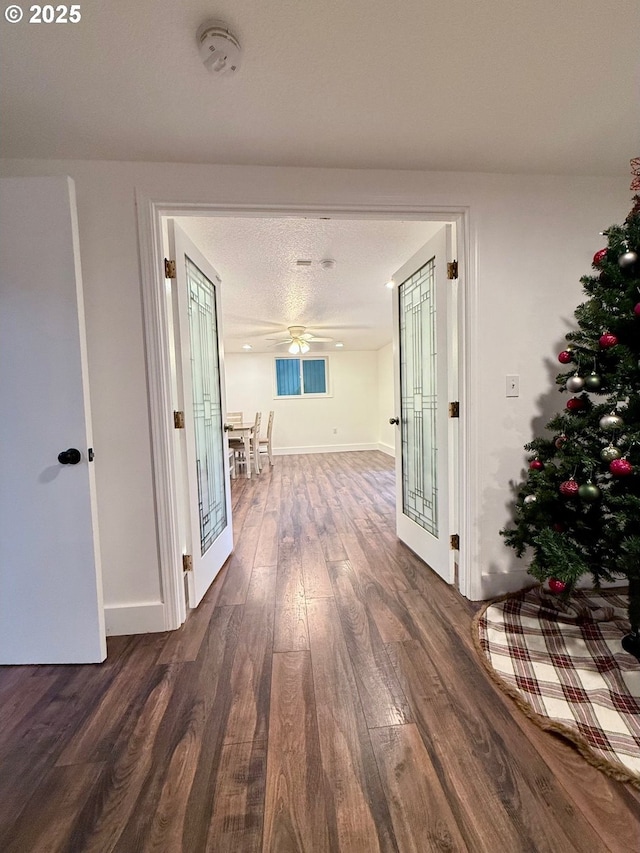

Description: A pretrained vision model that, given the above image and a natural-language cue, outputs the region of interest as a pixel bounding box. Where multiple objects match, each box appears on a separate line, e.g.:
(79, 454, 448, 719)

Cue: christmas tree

(501, 160, 640, 660)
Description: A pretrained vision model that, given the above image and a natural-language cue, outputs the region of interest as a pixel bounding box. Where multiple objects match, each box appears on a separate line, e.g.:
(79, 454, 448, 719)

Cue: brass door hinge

(447, 260, 458, 280)
(450, 534, 460, 550)
(182, 554, 193, 572)
(165, 258, 176, 279)
(449, 401, 460, 418)
(174, 410, 185, 429)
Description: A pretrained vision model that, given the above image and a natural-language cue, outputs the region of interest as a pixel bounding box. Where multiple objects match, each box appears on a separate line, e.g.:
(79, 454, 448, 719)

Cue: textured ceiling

(1, 0, 638, 174)
(176, 216, 444, 352)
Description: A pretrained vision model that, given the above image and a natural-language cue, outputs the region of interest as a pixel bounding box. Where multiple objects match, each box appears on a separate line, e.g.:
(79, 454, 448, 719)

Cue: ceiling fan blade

(308, 336, 334, 342)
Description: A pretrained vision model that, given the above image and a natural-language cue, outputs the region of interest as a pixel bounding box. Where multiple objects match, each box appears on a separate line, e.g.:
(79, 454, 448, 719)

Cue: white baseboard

(377, 442, 395, 457)
(104, 602, 166, 636)
(477, 569, 627, 602)
(477, 569, 531, 601)
(274, 443, 379, 455)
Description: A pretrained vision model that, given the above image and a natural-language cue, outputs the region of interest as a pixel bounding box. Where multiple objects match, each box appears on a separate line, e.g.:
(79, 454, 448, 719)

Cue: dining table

(225, 422, 258, 479)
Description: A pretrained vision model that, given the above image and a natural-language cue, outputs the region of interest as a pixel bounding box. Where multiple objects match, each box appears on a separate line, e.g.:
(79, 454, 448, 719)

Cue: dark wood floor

(1, 452, 639, 852)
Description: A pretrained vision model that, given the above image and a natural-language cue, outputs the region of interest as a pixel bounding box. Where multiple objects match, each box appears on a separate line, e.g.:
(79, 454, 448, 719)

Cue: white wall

(225, 351, 379, 453)
(0, 158, 629, 625)
(376, 343, 395, 455)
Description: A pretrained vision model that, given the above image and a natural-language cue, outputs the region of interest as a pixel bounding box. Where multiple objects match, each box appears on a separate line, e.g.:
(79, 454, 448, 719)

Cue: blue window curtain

(276, 358, 301, 395)
(302, 359, 327, 394)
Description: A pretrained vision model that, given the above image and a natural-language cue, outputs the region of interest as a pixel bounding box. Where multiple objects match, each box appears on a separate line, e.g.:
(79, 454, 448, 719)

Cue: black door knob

(58, 448, 82, 465)
(389, 417, 400, 425)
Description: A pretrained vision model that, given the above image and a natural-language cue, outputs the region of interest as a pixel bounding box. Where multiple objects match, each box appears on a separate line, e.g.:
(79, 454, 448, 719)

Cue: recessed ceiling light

(335, 342, 344, 348)
(385, 279, 395, 289)
(320, 259, 336, 270)
(242, 344, 252, 350)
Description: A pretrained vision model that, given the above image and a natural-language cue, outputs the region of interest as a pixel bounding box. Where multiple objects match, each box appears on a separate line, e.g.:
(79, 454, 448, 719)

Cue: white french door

(0, 177, 105, 663)
(167, 222, 233, 608)
(391, 224, 457, 584)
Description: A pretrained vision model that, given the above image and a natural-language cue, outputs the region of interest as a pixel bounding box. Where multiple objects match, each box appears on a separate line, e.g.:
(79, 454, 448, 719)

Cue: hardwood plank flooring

(370, 723, 468, 852)
(263, 651, 329, 853)
(1, 451, 639, 852)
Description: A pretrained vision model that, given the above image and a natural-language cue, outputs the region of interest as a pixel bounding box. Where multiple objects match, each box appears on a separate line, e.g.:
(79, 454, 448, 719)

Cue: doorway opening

(139, 199, 470, 630)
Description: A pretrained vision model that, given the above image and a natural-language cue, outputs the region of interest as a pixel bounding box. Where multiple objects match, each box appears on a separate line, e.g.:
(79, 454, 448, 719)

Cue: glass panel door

(169, 221, 233, 608)
(185, 257, 227, 554)
(391, 225, 454, 583)
(399, 257, 438, 536)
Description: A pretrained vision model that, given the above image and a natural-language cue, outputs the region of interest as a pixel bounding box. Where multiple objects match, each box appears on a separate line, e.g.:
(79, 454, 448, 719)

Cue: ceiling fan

(269, 325, 334, 354)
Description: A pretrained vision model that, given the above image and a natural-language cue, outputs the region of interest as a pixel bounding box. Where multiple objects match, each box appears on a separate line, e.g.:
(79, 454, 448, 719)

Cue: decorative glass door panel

(169, 220, 233, 609)
(399, 257, 438, 536)
(391, 225, 454, 583)
(185, 257, 227, 555)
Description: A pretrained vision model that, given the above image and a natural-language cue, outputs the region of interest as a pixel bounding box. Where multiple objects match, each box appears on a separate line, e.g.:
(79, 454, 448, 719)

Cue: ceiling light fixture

(288, 338, 310, 354)
(335, 342, 344, 348)
(242, 344, 252, 350)
(385, 279, 395, 289)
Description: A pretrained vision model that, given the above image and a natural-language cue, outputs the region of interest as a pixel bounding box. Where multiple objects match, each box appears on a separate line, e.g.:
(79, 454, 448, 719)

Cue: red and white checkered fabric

(476, 587, 640, 782)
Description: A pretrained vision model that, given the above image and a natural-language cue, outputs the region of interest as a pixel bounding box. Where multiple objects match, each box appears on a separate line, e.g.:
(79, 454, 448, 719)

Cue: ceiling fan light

(300, 342, 310, 354)
(288, 341, 301, 354)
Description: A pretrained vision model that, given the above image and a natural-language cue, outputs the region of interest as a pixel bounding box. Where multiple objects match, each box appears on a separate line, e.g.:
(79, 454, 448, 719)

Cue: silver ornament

(599, 413, 623, 431)
(601, 445, 621, 462)
(523, 494, 537, 504)
(618, 250, 638, 269)
(566, 375, 584, 393)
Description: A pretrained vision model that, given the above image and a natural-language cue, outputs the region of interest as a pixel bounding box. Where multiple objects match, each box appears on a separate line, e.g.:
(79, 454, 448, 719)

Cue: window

(275, 357, 329, 397)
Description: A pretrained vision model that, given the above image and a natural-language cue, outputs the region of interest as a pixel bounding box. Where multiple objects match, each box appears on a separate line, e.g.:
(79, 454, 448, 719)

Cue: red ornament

(592, 248, 608, 267)
(559, 479, 579, 497)
(558, 350, 573, 364)
(610, 458, 634, 476)
(566, 397, 584, 412)
(529, 459, 544, 471)
(599, 333, 618, 349)
(549, 578, 567, 593)
(634, 303, 640, 317)
(552, 523, 565, 533)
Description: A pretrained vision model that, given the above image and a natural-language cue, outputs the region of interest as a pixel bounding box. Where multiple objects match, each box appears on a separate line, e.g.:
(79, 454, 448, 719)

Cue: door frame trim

(136, 196, 477, 629)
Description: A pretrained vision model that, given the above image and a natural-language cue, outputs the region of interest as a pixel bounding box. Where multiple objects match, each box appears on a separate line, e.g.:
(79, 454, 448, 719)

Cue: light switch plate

(506, 375, 519, 397)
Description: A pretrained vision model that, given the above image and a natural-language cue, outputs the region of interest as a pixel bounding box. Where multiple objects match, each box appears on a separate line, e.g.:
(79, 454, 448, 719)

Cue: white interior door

(0, 176, 106, 663)
(168, 221, 233, 608)
(391, 224, 457, 584)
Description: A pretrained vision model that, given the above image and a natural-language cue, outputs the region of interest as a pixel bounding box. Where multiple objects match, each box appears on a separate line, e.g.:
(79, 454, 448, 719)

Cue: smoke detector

(197, 20, 242, 76)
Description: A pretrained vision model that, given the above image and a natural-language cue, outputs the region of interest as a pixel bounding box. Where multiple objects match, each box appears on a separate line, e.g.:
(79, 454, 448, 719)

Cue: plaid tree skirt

(474, 587, 640, 788)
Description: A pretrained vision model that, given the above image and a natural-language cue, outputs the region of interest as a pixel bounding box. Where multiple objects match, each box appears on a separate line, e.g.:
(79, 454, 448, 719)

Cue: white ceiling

(176, 216, 444, 352)
(3, 1, 637, 353)
(1, 0, 638, 175)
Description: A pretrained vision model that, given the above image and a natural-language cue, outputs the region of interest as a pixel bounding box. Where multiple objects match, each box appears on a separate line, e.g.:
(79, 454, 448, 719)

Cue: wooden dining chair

(226, 411, 246, 473)
(229, 411, 261, 477)
(228, 448, 237, 480)
(249, 411, 261, 475)
(258, 410, 275, 469)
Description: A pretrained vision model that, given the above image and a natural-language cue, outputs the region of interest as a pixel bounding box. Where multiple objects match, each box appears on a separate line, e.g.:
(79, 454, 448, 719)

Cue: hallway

(0, 452, 638, 851)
